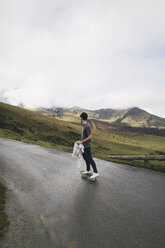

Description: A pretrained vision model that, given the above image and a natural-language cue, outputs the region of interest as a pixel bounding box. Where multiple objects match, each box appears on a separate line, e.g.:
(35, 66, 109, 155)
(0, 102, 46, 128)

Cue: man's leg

(84, 147, 98, 173)
(82, 150, 91, 171)
(90, 158, 98, 173)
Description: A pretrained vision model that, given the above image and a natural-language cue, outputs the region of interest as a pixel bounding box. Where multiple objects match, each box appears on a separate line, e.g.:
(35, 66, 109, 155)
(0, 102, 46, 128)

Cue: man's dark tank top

(81, 122, 91, 148)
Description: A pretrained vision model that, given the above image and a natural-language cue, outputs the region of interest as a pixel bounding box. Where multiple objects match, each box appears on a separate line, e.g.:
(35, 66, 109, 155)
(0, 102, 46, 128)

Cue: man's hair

(80, 112, 88, 120)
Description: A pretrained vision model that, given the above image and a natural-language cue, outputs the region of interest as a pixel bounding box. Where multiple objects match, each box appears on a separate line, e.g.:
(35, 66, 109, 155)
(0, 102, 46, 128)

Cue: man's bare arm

(81, 134, 92, 143)
(76, 134, 92, 145)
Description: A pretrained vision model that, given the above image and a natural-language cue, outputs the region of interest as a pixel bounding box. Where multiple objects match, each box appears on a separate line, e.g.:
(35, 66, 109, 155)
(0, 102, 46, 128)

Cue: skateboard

(80, 171, 98, 181)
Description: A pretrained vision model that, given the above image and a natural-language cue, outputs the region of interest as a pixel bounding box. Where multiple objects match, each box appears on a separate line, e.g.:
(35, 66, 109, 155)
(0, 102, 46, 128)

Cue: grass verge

(0, 181, 9, 239)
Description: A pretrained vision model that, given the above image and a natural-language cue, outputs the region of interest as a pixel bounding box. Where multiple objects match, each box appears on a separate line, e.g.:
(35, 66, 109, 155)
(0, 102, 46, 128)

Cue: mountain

(35, 106, 165, 130)
(1, 101, 165, 138)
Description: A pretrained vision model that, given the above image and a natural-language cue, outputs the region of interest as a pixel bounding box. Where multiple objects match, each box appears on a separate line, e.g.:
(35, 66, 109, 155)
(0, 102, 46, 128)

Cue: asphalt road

(0, 137, 165, 248)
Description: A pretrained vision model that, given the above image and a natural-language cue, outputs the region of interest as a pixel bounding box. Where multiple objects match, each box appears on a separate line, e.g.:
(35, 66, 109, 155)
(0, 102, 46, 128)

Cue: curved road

(0, 138, 165, 248)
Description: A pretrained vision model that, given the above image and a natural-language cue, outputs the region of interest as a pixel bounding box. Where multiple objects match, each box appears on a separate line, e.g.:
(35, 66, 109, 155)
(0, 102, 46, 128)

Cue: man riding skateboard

(76, 112, 99, 179)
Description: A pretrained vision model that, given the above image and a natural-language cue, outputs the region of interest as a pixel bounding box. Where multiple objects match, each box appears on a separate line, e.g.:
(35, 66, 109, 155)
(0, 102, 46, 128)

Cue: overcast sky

(0, 0, 165, 117)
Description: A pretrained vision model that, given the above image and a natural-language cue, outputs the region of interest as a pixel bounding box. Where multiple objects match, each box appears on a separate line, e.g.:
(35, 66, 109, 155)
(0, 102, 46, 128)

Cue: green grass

(0, 182, 9, 239)
(0, 102, 165, 172)
(90, 129, 165, 171)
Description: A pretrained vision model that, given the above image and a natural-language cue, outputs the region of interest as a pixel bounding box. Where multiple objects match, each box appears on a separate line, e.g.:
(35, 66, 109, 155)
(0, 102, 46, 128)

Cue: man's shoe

(90, 173, 99, 179)
(81, 170, 92, 175)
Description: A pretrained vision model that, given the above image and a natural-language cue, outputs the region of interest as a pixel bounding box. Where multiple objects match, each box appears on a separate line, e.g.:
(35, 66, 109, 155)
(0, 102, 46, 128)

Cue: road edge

(0, 181, 10, 239)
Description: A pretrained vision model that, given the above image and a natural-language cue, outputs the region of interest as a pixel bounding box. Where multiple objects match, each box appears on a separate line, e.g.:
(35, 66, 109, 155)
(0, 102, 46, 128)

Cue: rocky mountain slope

(36, 106, 165, 130)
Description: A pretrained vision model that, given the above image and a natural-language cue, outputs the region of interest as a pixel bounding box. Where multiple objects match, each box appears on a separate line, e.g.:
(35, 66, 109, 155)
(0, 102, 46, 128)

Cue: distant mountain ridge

(35, 106, 165, 129)
(0, 102, 165, 138)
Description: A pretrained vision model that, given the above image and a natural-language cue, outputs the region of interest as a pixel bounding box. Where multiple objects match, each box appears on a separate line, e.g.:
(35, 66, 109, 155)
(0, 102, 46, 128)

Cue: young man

(76, 112, 99, 179)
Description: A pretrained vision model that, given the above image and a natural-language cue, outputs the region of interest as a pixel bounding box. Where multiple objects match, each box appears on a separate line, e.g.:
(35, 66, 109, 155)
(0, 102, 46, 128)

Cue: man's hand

(76, 134, 92, 145)
(76, 141, 82, 145)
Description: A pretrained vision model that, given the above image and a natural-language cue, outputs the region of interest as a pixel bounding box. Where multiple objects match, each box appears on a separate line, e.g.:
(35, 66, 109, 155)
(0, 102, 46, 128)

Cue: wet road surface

(0, 138, 165, 248)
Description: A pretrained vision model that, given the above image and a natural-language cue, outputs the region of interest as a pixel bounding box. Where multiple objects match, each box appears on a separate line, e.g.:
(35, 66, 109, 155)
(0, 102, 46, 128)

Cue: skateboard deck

(80, 171, 98, 181)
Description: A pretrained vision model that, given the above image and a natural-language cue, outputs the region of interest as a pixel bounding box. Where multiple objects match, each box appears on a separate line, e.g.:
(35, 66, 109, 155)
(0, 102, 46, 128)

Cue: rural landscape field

(0, 102, 165, 171)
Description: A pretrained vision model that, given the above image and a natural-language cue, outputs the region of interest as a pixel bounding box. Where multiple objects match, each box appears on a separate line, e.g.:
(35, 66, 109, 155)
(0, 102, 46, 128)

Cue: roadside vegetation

(0, 182, 9, 239)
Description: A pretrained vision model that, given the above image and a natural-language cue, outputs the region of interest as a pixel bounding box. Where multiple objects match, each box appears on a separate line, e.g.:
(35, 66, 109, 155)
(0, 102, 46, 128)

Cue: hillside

(0, 101, 165, 172)
(35, 106, 165, 136)
(0, 102, 80, 149)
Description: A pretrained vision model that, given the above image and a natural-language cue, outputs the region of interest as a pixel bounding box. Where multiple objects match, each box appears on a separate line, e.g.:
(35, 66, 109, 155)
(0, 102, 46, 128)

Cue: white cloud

(0, 0, 165, 117)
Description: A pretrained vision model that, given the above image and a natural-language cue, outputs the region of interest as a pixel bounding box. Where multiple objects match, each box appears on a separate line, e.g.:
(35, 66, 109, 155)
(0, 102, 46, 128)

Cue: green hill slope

(0, 102, 165, 171)
(0, 102, 80, 150)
